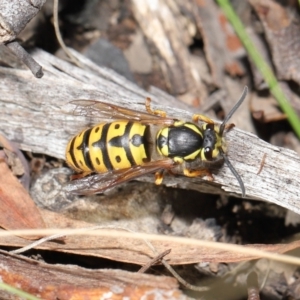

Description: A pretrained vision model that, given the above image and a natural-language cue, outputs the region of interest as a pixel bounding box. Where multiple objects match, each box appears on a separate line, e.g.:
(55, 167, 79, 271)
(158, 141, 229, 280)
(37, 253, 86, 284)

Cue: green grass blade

(216, 0, 300, 138)
(0, 282, 41, 300)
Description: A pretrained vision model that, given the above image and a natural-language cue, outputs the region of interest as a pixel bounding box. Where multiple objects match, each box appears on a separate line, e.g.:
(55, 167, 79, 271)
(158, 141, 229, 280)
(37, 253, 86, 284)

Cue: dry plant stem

(10, 226, 115, 254)
(139, 232, 209, 292)
(5, 227, 300, 265)
(10, 226, 209, 292)
(53, 0, 82, 68)
(161, 258, 209, 292)
(5, 41, 43, 78)
(138, 249, 171, 273)
(247, 271, 260, 300)
(259, 260, 270, 291)
(10, 233, 67, 254)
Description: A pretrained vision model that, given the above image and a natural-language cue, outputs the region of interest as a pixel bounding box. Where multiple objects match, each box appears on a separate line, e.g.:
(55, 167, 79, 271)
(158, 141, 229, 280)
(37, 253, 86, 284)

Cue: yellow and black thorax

(156, 121, 223, 163)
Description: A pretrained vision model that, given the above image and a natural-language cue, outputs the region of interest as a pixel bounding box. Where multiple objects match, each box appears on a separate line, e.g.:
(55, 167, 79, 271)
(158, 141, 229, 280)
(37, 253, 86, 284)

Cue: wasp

(65, 86, 247, 196)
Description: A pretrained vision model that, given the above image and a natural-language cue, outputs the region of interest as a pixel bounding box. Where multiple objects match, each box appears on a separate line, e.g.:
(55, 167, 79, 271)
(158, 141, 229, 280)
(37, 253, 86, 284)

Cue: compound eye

(204, 147, 213, 160)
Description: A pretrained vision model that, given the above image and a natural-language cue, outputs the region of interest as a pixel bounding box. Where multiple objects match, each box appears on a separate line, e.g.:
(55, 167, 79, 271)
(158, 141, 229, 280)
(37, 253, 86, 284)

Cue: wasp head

(201, 86, 248, 197)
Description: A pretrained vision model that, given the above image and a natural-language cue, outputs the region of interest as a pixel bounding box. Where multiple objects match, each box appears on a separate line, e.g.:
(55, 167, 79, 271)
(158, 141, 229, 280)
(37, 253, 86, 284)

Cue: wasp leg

(192, 114, 215, 124)
(145, 97, 167, 117)
(155, 160, 184, 184)
(224, 123, 235, 131)
(155, 170, 165, 185)
(70, 172, 91, 180)
(183, 168, 214, 181)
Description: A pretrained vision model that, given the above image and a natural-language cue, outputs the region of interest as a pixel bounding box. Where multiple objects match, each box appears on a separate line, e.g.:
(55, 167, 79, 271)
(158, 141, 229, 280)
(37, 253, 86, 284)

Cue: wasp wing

(64, 158, 175, 195)
(69, 99, 175, 125)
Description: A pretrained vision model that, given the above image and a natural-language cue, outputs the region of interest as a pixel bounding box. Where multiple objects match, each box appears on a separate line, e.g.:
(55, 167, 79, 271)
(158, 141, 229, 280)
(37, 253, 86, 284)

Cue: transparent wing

(64, 158, 175, 195)
(69, 100, 175, 125)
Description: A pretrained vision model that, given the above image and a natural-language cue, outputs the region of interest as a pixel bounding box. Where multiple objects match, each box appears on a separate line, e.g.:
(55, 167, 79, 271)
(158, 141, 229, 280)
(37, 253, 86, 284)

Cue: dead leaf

(0, 161, 45, 239)
(1, 209, 300, 265)
(250, 0, 300, 85)
(0, 249, 186, 300)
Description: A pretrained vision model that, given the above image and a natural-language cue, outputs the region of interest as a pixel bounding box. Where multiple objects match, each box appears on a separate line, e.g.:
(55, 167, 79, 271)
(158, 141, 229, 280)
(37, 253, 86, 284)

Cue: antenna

(219, 86, 248, 197)
(219, 86, 248, 136)
(219, 148, 245, 198)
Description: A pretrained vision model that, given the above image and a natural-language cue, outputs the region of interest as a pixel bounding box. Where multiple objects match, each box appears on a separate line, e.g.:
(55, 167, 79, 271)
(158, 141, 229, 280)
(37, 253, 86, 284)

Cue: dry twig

(0, 0, 45, 77)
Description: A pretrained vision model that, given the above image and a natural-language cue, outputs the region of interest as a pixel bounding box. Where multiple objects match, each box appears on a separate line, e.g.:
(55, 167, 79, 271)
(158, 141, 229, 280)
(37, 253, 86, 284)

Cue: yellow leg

(183, 168, 214, 181)
(155, 170, 164, 185)
(224, 123, 235, 131)
(145, 97, 167, 117)
(192, 114, 215, 124)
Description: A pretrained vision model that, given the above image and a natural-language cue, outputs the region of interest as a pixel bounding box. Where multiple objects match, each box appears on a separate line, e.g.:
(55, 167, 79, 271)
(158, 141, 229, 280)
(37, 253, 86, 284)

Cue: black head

(201, 86, 248, 197)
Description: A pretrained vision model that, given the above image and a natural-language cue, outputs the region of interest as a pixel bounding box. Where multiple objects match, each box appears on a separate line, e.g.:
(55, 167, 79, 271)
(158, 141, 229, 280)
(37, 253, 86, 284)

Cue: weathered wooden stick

(0, 48, 299, 213)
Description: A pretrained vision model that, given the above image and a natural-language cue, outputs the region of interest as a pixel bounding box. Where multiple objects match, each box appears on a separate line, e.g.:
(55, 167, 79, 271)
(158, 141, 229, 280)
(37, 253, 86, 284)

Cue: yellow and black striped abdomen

(66, 121, 150, 174)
